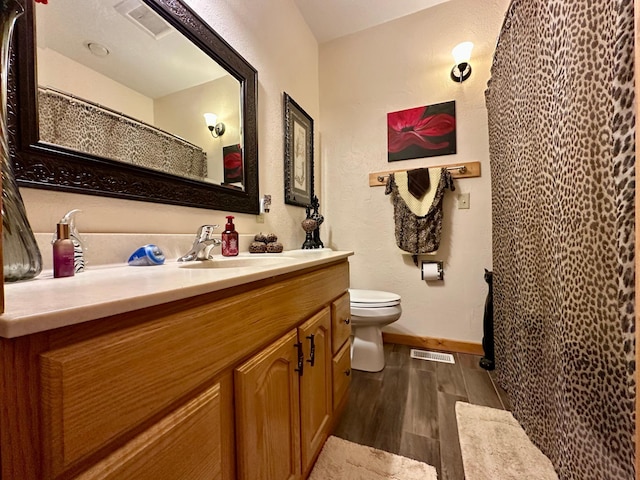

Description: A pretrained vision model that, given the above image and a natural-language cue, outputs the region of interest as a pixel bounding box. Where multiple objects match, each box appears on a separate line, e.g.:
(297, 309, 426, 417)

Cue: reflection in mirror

(12, 0, 258, 213)
(35, 0, 244, 190)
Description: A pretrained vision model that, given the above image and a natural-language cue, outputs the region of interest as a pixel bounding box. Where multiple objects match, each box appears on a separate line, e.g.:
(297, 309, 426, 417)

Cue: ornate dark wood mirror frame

(10, 0, 259, 214)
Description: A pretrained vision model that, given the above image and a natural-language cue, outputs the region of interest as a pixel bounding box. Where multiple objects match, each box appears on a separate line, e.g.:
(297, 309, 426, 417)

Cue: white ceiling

(293, 0, 451, 44)
(35, 0, 451, 99)
(35, 0, 229, 99)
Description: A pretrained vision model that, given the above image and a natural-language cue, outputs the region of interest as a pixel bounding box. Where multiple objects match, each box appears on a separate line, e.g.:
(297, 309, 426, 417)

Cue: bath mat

(456, 402, 559, 480)
(309, 435, 437, 480)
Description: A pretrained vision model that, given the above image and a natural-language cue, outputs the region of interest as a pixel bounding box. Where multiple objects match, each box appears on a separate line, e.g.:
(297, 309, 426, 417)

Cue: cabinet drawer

(76, 379, 230, 480)
(332, 340, 351, 409)
(331, 293, 351, 353)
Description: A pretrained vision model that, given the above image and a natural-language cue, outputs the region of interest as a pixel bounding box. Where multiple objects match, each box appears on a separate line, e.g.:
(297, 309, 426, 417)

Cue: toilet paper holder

(421, 261, 444, 281)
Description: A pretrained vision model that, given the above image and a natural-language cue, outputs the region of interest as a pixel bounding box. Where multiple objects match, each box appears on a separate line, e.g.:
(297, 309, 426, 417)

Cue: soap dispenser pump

(221, 215, 239, 257)
(59, 209, 85, 273)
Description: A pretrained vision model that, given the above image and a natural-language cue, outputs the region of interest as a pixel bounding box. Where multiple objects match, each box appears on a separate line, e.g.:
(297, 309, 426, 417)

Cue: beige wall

(22, 0, 319, 252)
(319, 0, 509, 342)
(154, 75, 242, 185)
(37, 47, 154, 123)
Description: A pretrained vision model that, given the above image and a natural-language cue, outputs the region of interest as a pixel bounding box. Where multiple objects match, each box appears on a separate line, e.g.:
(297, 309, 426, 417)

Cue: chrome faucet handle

(196, 224, 219, 242)
(178, 225, 221, 262)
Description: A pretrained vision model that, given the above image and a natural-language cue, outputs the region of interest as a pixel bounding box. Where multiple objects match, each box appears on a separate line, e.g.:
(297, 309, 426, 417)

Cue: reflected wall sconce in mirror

(203, 113, 226, 138)
(450, 41, 473, 83)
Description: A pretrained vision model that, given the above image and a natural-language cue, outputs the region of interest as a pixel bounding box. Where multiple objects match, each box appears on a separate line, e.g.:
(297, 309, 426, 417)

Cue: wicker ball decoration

(249, 242, 267, 253)
(254, 232, 268, 243)
(301, 218, 317, 233)
(266, 233, 278, 243)
(266, 242, 283, 253)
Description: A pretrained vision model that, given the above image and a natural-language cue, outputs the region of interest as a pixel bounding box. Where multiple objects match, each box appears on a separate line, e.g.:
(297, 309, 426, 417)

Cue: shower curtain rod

(369, 160, 481, 186)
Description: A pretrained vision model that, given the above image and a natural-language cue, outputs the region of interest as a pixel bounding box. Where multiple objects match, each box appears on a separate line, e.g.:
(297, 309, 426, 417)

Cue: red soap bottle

(222, 216, 239, 256)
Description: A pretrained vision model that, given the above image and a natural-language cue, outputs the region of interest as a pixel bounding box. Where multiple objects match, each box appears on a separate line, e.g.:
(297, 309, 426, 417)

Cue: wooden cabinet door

(298, 308, 332, 474)
(235, 329, 301, 480)
(75, 375, 232, 480)
(331, 292, 351, 354)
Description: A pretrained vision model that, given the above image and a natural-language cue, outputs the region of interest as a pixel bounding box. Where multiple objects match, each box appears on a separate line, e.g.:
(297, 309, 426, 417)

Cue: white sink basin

(179, 255, 297, 269)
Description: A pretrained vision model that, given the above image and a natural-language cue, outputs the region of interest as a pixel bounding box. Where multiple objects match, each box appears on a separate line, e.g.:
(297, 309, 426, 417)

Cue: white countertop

(0, 250, 353, 338)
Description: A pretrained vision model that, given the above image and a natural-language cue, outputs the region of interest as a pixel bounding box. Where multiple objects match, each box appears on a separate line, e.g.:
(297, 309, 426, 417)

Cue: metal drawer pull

(344, 317, 351, 325)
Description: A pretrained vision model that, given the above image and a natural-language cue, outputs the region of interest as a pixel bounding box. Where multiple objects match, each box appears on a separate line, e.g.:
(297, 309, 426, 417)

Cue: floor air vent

(410, 349, 455, 364)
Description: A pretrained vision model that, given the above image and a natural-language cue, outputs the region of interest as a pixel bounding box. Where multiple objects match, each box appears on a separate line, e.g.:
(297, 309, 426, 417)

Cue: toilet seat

(349, 289, 401, 308)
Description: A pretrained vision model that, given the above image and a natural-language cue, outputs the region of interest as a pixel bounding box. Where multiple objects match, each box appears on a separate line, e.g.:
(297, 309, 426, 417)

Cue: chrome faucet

(178, 225, 221, 262)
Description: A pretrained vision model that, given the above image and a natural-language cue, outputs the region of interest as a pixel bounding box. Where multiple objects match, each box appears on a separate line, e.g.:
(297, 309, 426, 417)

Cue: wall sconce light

(450, 41, 473, 83)
(203, 113, 226, 138)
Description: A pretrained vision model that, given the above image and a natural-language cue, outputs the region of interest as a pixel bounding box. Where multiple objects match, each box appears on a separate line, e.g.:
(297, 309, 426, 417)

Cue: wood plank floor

(332, 343, 511, 480)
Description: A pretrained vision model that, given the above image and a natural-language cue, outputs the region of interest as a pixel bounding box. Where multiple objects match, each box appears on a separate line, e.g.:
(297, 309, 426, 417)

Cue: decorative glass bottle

(0, 0, 42, 282)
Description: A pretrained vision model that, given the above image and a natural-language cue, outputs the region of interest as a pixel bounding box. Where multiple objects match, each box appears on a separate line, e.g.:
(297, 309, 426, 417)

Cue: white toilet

(349, 289, 402, 372)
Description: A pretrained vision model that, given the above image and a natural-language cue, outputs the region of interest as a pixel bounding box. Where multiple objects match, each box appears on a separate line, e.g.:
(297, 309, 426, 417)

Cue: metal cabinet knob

(344, 317, 351, 325)
(344, 369, 351, 376)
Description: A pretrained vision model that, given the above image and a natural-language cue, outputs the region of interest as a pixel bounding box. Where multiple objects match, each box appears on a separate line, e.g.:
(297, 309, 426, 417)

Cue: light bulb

(452, 42, 474, 65)
(203, 113, 217, 128)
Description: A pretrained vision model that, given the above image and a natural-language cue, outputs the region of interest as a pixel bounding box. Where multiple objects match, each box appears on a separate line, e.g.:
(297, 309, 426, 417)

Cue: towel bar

(369, 161, 481, 187)
(376, 165, 466, 183)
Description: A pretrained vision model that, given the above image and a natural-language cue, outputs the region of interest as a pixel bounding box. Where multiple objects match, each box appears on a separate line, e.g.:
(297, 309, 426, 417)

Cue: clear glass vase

(1, 0, 42, 282)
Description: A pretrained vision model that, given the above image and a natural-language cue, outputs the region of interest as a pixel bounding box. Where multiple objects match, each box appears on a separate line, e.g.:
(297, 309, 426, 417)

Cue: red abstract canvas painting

(387, 101, 456, 162)
(223, 144, 243, 185)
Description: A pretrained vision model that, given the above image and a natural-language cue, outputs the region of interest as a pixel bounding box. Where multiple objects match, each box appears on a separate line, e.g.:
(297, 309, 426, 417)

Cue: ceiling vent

(114, 0, 173, 40)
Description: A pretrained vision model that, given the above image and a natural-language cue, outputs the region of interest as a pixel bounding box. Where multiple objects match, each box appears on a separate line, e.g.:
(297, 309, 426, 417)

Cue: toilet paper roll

(422, 262, 443, 281)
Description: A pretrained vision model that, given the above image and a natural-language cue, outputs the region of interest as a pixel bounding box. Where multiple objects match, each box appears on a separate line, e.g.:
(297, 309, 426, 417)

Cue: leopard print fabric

(384, 168, 455, 253)
(486, 1, 635, 479)
(38, 88, 207, 180)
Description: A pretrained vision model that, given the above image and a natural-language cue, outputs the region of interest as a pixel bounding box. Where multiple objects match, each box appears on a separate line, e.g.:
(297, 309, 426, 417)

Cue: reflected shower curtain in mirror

(38, 88, 208, 180)
(486, 0, 635, 479)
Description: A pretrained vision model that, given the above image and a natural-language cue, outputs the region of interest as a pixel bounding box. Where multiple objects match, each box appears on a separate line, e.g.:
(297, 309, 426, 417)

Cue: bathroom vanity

(0, 251, 352, 480)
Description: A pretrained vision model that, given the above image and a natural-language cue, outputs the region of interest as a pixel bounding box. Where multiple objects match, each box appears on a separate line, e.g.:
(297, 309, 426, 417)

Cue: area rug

(456, 402, 558, 480)
(309, 436, 437, 480)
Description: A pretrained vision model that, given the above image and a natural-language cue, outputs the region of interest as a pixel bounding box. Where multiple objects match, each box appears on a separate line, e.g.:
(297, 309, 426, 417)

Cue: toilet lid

(349, 289, 401, 308)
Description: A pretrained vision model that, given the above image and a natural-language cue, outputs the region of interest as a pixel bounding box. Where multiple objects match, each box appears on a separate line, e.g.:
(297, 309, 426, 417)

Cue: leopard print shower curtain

(486, 1, 635, 479)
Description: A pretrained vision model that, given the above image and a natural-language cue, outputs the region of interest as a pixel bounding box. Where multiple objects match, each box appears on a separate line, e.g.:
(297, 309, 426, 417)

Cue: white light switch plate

(458, 193, 470, 209)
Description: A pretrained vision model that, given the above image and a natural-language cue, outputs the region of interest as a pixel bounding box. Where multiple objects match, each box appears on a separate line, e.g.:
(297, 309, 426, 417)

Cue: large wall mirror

(10, 0, 259, 213)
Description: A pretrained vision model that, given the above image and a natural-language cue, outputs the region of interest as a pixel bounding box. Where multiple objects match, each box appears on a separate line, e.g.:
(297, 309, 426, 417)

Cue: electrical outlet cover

(458, 193, 470, 209)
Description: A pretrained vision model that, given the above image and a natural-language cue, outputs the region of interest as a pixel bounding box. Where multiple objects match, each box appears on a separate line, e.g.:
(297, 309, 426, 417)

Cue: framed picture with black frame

(283, 92, 314, 207)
